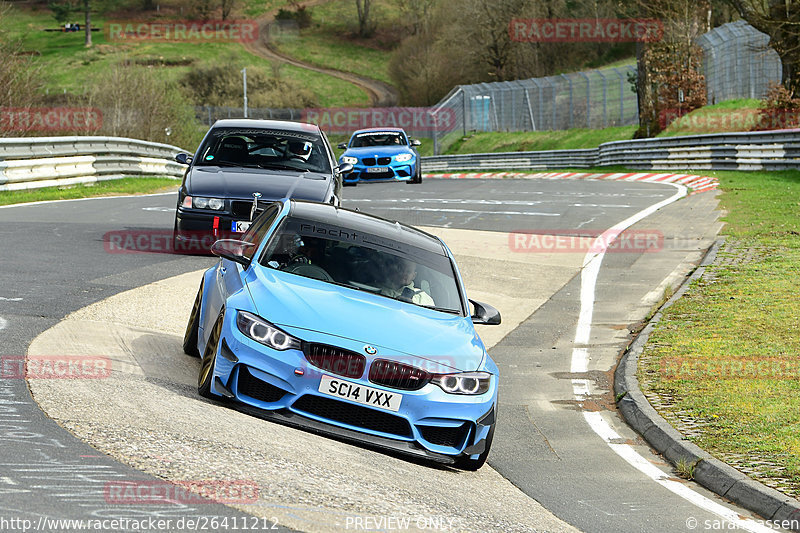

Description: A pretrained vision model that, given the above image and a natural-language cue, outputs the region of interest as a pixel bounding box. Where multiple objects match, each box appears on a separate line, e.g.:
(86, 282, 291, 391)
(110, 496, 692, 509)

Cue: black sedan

(173, 119, 352, 252)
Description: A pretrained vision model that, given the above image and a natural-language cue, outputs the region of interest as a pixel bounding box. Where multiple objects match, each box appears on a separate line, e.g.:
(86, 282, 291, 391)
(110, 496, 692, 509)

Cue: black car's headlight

(431, 371, 492, 395)
(182, 195, 225, 211)
(236, 311, 302, 351)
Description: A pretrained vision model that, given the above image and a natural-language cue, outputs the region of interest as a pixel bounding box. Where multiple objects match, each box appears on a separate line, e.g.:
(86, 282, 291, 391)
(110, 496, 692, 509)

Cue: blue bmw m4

(183, 199, 501, 469)
(337, 127, 422, 185)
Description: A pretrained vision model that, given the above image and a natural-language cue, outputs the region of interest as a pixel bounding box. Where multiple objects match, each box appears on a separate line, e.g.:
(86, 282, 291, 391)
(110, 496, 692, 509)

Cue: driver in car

(380, 257, 434, 306)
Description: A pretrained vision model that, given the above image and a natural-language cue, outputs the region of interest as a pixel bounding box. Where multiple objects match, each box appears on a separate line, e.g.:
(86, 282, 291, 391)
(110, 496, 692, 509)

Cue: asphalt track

(0, 178, 785, 532)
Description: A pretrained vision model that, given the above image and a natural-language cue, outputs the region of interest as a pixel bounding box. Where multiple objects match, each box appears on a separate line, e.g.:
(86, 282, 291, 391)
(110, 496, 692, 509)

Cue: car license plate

(232, 221, 251, 233)
(366, 167, 389, 173)
(318, 375, 401, 412)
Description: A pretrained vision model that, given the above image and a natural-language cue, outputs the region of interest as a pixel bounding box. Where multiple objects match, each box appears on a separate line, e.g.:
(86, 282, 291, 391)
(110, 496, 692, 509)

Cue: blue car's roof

(288, 200, 446, 256)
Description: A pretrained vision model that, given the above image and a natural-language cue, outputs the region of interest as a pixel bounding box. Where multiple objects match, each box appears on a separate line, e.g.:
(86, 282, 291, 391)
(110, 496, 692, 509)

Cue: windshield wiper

(418, 304, 461, 315)
(258, 163, 310, 172)
(204, 161, 262, 169)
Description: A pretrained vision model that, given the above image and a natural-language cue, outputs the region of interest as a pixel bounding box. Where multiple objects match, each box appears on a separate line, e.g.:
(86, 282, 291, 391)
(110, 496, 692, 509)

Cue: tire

(454, 421, 495, 471)
(182, 279, 203, 357)
(198, 313, 223, 399)
(410, 164, 422, 184)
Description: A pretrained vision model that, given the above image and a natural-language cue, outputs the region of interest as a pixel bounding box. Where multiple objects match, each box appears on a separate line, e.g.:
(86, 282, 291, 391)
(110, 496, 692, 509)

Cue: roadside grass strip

(638, 169, 800, 500)
(425, 171, 719, 194)
(0, 177, 178, 207)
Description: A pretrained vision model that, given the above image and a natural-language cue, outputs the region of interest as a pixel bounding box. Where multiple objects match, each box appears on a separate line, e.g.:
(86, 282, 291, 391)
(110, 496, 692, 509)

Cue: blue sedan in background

(337, 127, 422, 185)
(182, 198, 501, 469)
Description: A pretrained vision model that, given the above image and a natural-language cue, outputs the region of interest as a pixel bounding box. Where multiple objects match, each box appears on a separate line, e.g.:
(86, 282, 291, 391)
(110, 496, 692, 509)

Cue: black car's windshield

(259, 217, 464, 315)
(196, 127, 331, 173)
(349, 131, 407, 148)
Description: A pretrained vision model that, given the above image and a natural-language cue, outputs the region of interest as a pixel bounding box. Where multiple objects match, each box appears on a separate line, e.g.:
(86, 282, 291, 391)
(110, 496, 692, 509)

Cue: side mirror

(335, 162, 354, 175)
(337, 142, 348, 150)
(175, 153, 193, 165)
(470, 299, 501, 325)
(409, 139, 421, 147)
(210, 239, 256, 267)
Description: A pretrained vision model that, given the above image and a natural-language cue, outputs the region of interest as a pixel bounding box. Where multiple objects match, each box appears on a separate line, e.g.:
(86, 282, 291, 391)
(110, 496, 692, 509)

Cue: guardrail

(4, 129, 800, 192)
(0, 136, 187, 191)
(421, 129, 800, 172)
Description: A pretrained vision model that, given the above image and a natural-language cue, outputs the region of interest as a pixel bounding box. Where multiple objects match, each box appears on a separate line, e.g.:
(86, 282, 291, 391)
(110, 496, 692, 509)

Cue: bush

(85, 63, 202, 149)
(752, 83, 800, 131)
(180, 60, 317, 109)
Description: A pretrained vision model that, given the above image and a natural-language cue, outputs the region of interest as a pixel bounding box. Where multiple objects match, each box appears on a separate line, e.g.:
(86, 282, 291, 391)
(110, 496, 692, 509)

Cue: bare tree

(221, 0, 235, 20)
(355, 0, 373, 37)
(395, 0, 436, 35)
(727, 0, 800, 95)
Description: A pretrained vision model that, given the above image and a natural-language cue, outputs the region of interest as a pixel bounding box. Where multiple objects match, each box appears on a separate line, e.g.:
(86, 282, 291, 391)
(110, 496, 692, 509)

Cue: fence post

(597, 70, 608, 128)
(579, 71, 590, 128)
(560, 74, 574, 129)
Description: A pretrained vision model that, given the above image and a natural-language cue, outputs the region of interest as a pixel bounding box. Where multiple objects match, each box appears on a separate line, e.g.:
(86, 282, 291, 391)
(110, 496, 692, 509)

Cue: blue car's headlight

(236, 311, 302, 351)
(395, 153, 413, 162)
(431, 371, 492, 395)
(341, 156, 358, 165)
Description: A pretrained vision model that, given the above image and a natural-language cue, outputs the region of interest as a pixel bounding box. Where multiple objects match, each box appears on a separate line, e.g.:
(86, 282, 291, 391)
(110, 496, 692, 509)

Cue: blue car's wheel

(409, 164, 422, 184)
(198, 313, 223, 398)
(182, 280, 203, 357)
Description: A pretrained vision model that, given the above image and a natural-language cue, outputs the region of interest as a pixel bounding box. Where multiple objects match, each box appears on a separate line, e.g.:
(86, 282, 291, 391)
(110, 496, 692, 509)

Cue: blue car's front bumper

(208, 311, 496, 464)
(342, 161, 416, 184)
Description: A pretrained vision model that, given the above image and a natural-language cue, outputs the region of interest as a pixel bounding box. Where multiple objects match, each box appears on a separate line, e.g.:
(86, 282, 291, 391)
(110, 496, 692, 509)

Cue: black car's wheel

(182, 279, 204, 357)
(454, 422, 495, 471)
(198, 313, 223, 399)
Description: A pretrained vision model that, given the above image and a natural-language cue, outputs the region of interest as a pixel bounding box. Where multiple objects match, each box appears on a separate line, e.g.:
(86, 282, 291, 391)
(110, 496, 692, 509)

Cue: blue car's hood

(342, 146, 413, 158)
(187, 166, 330, 202)
(246, 268, 485, 372)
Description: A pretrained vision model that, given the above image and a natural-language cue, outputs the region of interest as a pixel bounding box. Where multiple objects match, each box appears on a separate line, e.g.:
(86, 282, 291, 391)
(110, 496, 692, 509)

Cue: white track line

(0, 317, 7, 332)
(572, 181, 774, 532)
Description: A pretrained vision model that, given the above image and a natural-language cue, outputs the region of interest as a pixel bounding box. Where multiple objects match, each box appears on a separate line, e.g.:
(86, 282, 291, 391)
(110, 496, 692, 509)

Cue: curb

(613, 238, 800, 530)
(422, 171, 719, 194)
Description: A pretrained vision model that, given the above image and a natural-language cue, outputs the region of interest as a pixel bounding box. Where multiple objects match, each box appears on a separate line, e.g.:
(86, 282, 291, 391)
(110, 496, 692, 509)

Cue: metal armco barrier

(0, 136, 187, 191)
(421, 129, 800, 172)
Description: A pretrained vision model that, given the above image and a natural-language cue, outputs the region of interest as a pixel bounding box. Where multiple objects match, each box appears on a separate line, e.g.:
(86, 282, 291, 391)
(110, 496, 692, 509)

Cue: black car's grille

(231, 201, 251, 219)
(418, 424, 470, 448)
(237, 367, 286, 403)
(369, 359, 430, 391)
(231, 201, 270, 220)
(304, 344, 365, 379)
(292, 395, 412, 437)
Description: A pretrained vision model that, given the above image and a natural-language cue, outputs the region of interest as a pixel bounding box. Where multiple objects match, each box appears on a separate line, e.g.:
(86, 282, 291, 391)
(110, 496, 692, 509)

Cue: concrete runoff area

(27, 227, 584, 532)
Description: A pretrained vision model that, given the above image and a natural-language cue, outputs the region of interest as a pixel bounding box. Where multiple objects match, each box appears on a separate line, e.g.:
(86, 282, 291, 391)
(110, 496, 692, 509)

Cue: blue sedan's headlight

(432, 371, 492, 395)
(236, 311, 302, 351)
(395, 153, 413, 162)
(341, 156, 358, 165)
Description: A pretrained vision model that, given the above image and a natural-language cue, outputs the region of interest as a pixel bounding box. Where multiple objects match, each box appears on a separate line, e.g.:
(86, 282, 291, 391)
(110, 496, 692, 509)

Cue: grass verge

(443, 126, 637, 154)
(0, 177, 178, 207)
(637, 169, 800, 497)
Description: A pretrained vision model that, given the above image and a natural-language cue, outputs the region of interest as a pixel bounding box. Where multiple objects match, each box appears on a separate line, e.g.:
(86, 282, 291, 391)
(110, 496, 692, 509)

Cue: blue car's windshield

(195, 127, 331, 173)
(349, 132, 406, 148)
(259, 217, 464, 315)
